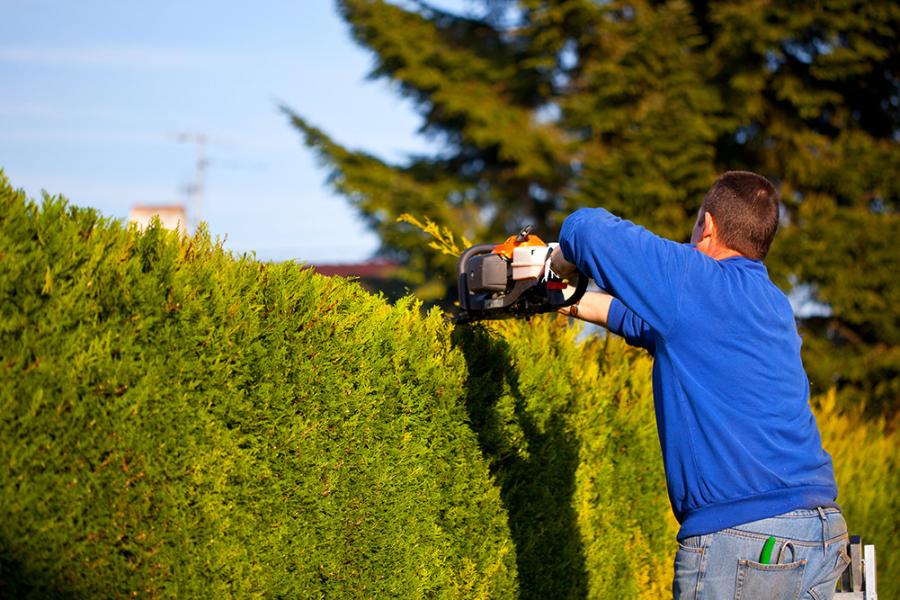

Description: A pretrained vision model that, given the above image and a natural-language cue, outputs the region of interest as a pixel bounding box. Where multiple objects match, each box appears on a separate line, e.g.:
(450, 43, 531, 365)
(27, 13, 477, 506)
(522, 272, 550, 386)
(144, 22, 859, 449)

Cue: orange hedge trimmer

(455, 225, 587, 323)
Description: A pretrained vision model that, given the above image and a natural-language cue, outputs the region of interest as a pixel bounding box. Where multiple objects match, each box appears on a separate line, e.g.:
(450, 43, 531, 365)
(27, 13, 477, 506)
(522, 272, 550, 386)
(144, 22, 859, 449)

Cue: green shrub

(814, 390, 899, 600)
(0, 174, 515, 598)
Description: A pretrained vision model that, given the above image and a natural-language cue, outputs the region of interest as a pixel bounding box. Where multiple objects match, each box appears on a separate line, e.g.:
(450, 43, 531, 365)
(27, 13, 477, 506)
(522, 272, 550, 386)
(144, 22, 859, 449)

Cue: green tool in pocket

(759, 536, 777, 564)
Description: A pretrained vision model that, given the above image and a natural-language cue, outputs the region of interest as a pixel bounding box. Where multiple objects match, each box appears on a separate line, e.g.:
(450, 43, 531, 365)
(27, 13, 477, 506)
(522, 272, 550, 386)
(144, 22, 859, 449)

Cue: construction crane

(128, 131, 263, 233)
(175, 131, 213, 230)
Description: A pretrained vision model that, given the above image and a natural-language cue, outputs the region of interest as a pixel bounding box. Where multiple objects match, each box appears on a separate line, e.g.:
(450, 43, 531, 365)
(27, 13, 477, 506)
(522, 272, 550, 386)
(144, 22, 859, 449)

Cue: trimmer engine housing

(455, 226, 587, 323)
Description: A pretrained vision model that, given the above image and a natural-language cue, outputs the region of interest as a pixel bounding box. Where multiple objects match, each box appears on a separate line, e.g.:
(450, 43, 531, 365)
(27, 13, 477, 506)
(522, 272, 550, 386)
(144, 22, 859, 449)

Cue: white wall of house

(128, 205, 188, 233)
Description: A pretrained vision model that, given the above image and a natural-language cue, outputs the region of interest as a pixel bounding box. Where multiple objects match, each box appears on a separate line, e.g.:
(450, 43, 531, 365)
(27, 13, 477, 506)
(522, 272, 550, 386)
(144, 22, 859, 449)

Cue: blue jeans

(673, 508, 849, 600)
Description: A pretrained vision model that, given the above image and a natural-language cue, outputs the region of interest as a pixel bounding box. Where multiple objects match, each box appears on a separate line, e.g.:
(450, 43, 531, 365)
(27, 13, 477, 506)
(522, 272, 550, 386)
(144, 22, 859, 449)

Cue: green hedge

(2, 173, 893, 599)
(815, 390, 899, 600)
(0, 176, 519, 598)
(0, 174, 676, 598)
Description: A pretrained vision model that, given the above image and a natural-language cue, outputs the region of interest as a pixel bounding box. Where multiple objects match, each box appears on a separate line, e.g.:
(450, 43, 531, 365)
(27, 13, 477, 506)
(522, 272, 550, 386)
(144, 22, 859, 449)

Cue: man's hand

(550, 245, 578, 280)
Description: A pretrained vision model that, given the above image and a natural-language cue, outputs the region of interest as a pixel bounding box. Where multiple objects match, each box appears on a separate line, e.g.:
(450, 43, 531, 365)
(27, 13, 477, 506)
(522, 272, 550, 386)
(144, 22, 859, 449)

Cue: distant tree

(287, 0, 899, 415)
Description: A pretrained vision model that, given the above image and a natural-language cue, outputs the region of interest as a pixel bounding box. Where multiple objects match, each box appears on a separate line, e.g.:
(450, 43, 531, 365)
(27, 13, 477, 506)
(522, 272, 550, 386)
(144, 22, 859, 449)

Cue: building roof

(130, 204, 187, 213)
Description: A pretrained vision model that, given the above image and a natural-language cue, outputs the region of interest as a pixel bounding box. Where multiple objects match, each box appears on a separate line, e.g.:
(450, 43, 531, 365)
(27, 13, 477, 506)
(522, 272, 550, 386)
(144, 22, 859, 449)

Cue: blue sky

(0, 1, 466, 263)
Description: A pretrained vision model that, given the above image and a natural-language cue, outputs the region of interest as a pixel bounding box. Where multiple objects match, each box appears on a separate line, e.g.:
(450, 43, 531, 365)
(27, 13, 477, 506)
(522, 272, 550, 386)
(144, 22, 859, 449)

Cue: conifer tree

(288, 0, 898, 414)
(701, 0, 899, 414)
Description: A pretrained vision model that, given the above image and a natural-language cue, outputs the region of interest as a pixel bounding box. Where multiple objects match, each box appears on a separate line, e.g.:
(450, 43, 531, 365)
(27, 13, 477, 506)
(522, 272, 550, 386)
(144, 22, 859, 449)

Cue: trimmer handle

(557, 267, 589, 308)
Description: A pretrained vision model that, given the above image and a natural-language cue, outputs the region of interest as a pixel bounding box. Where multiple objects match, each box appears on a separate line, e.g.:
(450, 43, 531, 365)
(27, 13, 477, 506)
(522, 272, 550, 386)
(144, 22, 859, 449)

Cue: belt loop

(817, 507, 827, 556)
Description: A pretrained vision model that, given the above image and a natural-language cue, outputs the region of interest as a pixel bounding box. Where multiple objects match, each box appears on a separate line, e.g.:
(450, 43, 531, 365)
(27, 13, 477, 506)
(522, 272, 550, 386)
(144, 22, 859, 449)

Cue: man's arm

(556, 208, 691, 336)
(561, 291, 656, 353)
(558, 290, 613, 327)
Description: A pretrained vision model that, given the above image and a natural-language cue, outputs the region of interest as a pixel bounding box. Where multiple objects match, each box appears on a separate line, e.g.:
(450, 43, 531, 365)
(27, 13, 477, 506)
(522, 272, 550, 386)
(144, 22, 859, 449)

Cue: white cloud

(0, 45, 203, 69)
(0, 101, 62, 119)
(0, 128, 167, 145)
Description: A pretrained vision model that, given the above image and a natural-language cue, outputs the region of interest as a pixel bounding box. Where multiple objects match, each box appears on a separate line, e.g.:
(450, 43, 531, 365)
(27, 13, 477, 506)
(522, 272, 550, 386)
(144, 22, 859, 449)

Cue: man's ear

(702, 211, 715, 240)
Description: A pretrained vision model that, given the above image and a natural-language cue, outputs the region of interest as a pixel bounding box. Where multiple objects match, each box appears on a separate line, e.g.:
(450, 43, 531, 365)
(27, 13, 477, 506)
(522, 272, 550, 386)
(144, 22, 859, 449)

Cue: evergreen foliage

(0, 174, 516, 598)
(815, 390, 899, 599)
(288, 0, 899, 415)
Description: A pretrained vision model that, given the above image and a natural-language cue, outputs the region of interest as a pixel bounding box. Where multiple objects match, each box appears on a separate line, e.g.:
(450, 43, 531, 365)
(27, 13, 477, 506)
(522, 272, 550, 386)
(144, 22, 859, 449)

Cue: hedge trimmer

(455, 225, 587, 323)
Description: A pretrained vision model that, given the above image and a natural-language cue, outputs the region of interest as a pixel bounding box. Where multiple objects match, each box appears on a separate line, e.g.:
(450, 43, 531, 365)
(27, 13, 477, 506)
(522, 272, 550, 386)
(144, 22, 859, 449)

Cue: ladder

(834, 536, 877, 599)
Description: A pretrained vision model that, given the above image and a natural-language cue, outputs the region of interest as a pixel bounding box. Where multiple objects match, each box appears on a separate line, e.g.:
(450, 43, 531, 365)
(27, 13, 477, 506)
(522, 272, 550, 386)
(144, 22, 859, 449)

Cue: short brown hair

(701, 171, 780, 260)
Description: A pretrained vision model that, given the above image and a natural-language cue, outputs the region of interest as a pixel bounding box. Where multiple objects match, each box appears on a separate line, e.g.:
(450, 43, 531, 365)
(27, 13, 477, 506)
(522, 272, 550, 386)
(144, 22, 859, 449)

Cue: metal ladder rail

(834, 536, 877, 599)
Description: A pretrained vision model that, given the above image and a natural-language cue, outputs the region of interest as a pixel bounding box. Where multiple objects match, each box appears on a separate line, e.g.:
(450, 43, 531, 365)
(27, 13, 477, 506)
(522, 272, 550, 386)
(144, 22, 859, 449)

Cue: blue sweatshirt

(559, 208, 838, 539)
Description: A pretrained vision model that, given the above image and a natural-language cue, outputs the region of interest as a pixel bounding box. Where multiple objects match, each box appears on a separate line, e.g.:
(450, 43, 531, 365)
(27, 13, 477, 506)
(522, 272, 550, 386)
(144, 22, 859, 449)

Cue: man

(550, 171, 848, 599)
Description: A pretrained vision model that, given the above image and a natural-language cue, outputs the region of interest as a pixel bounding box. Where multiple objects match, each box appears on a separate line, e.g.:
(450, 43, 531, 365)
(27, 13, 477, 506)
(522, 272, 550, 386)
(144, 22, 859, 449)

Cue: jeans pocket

(808, 547, 850, 600)
(734, 558, 806, 600)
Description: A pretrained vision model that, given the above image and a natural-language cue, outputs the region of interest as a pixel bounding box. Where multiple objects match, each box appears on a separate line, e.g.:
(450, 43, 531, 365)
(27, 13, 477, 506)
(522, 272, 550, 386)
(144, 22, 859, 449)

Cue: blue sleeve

(607, 298, 656, 354)
(560, 207, 689, 336)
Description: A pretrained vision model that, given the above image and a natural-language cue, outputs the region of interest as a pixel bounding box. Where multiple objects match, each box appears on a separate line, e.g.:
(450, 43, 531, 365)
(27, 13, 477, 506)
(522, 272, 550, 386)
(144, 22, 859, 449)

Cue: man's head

(690, 171, 780, 261)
